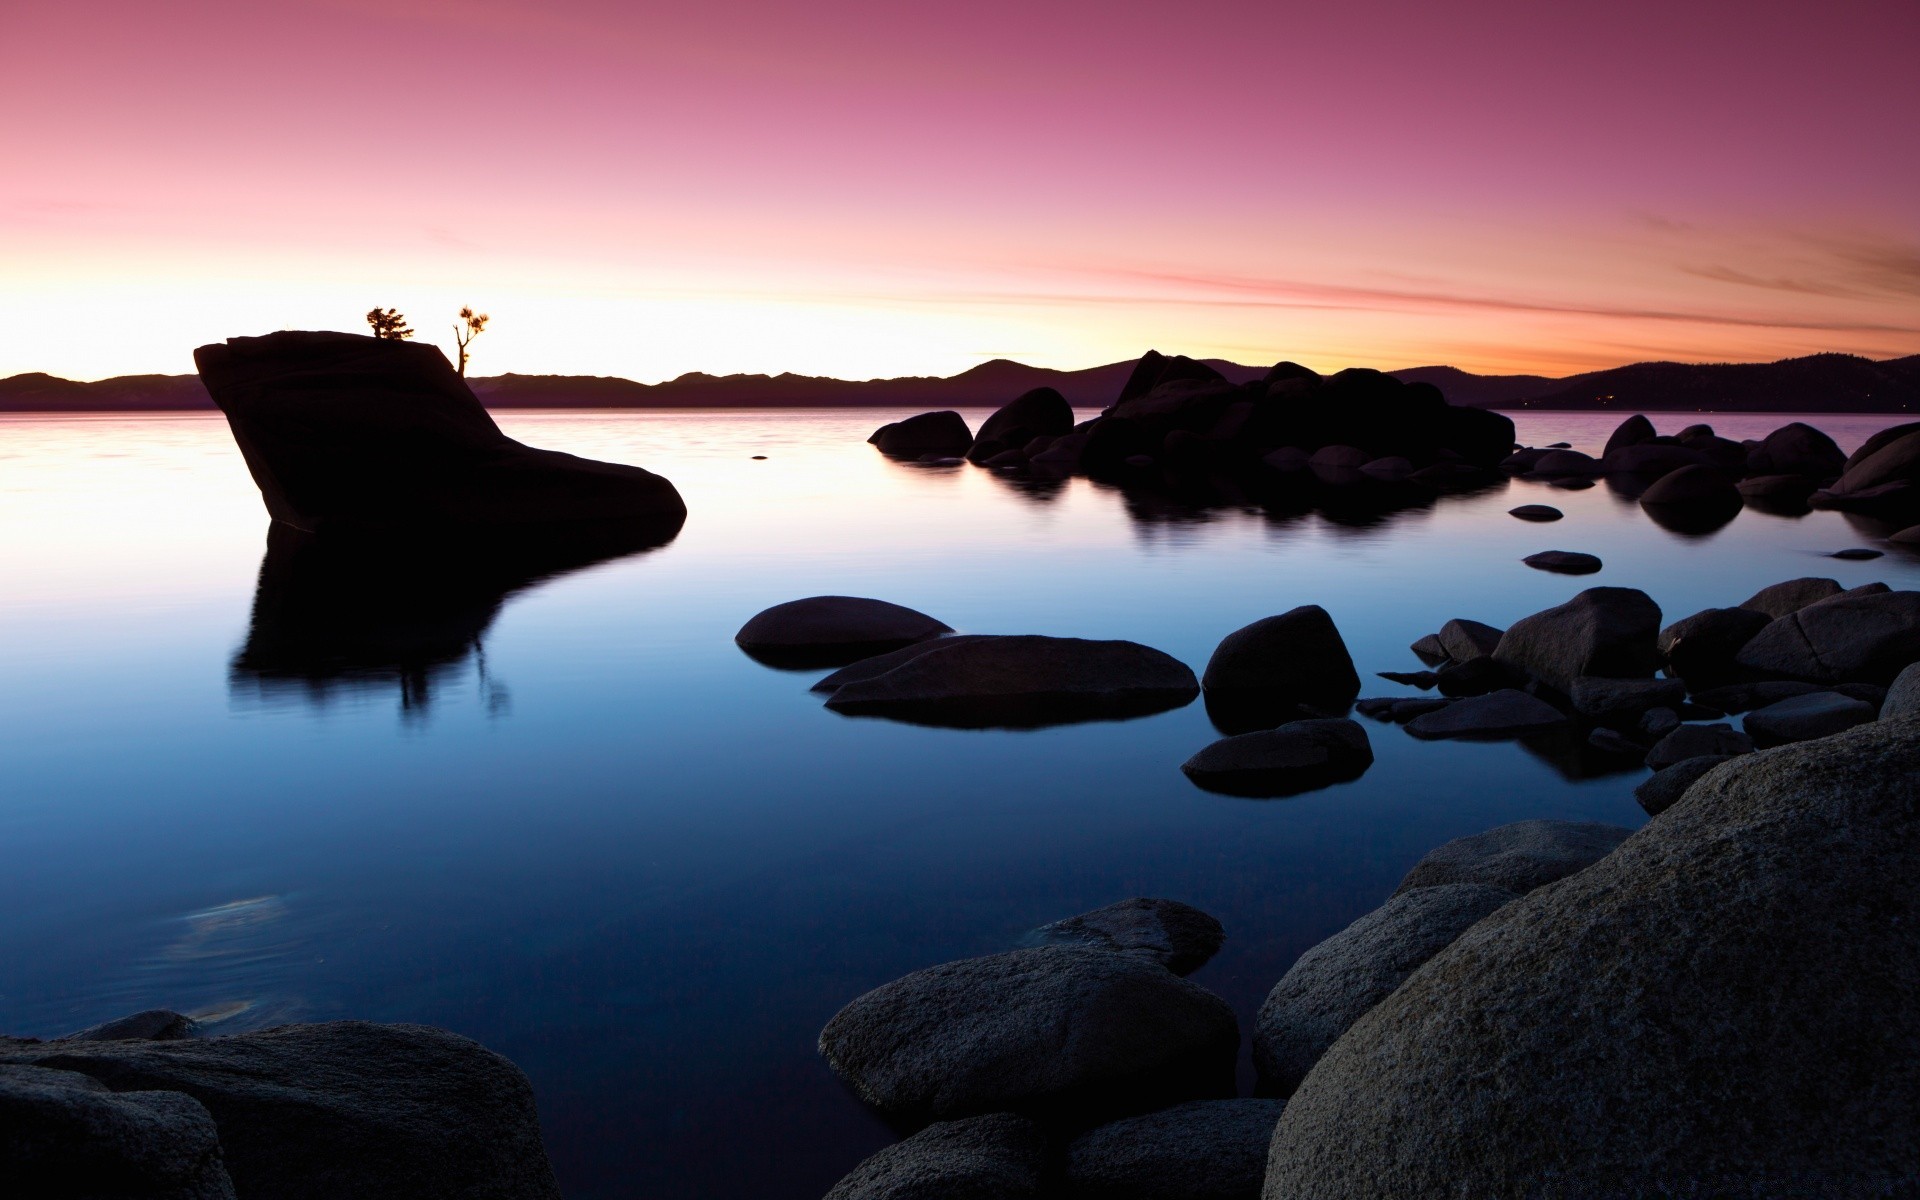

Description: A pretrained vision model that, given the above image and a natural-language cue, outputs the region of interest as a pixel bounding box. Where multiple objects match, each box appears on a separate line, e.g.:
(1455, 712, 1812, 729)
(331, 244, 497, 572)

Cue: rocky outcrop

(967, 389, 1075, 465)
(1180, 719, 1374, 797)
(823, 1114, 1049, 1200)
(1, 1063, 236, 1199)
(1492, 587, 1662, 693)
(194, 332, 686, 540)
(870, 411, 975, 459)
(819, 945, 1238, 1131)
(735, 596, 953, 667)
(821, 635, 1199, 728)
(1734, 588, 1920, 684)
(1200, 606, 1360, 708)
(1390, 820, 1633, 897)
(1065, 1099, 1286, 1200)
(1264, 718, 1920, 1198)
(1253, 884, 1515, 1097)
(1030, 898, 1225, 976)
(0, 1021, 561, 1200)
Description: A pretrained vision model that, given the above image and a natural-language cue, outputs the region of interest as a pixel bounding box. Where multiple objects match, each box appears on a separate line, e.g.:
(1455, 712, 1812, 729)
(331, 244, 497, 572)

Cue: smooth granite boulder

(1390, 820, 1634, 898)
(1253, 884, 1515, 1097)
(1201, 607, 1360, 706)
(1521, 550, 1602, 575)
(870, 410, 975, 459)
(1030, 898, 1225, 976)
(1739, 576, 1843, 618)
(1633, 754, 1733, 816)
(1734, 588, 1920, 684)
(1885, 661, 1920, 721)
(1746, 422, 1845, 478)
(1493, 587, 1663, 693)
(824, 1114, 1049, 1200)
(736, 596, 952, 668)
(194, 332, 686, 540)
(63, 1010, 199, 1042)
(966, 388, 1075, 464)
(0, 1022, 560, 1200)
(0, 1063, 236, 1200)
(1601, 414, 1656, 458)
(1743, 691, 1877, 747)
(822, 635, 1198, 728)
(1570, 676, 1685, 724)
(1437, 619, 1503, 662)
(819, 946, 1239, 1131)
(1644, 722, 1754, 770)
(1180, 719, 1373, 798)
(1404, 689, 1566, 739)
(1265, 718, 1920, 1199)
(1065, 1099, 1286, 1200)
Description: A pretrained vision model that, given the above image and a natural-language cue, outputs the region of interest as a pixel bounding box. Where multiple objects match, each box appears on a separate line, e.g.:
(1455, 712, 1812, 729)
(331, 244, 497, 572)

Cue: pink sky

(3, 0, 1916, 381)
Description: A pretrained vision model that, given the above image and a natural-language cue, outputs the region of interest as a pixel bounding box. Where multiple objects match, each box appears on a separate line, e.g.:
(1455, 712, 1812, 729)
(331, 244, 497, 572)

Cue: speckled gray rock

(1734, 588, 1920, 685)
(63, 1010, 199, 1042)
(1180, 719, 1373, 797)
(1437, 619, 1503, 662)
(1885, 661, 1920, 721)
(1403, 689, 1566, 739)
(1738, 576, 1843, 618)
(824, 1114, 1048, 1200)
(1030, 898, 1225, 976)
(1066, 1099, 1286, 1200)
(1265, 718, 1920, 1199)
(1633, 754, 1733, 816)
(0, 1063, 236, 1200)
(1253, 884, 1515, 1096)
(1644, 722, 1754, 770)
(1570, 676, 1685, 724)
(736, 596, 952, 667)
(819, 946, 1238, 1130)
(1201, 606, 1361, 706)
(0, 1022, 560, 1200)
(1743, 691, 1877, 747)
(1493, 587, 1663, 693)
(1390, 820, 1634, 898)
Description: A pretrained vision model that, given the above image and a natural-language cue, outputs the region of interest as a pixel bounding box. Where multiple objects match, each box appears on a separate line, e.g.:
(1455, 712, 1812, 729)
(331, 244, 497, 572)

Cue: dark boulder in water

(871, 410, 975, 459)
(1601, 413, 1656, 458)
(736, 596, 953, 668)
(967, 388, 1075, 464)
(194, 331, 686, 541)
(1180, 718, 1374, 797)
(1522, 549, 1602, 574)
(1030, 898, 1224, 976)
(1403, 689, 1567, 739)
(1746, 422, 1845, 479)
(1202, 606, 1360, 708)
(1529, 450, 1602, 477)
(1812, 426, 1920, 516)
(1508, 504, 1562, 521)
(1493, 586, 1662, 693)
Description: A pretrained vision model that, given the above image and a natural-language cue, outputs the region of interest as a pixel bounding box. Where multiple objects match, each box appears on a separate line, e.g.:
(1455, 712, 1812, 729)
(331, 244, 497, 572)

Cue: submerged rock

(1030, 898, 1225, 976)
(824, 1114, 1048, 1200)
(1265, 718, 1920, 1198)
(822, 635, 1199, 728)
(1493, 587, 1663, 693)
(1066, 1099, 1286, 1200)
(195, 332, 686, 540)
(1180, 719, 1374, 797)
(736, 596, 952, 668)
(1253, 884, 1515, 1097)
(870, 411, 974, 459)
(819, 946, 1238, 1131)
(1201, 606, 1361, 707)
(1403, 689, 1566, 739)
(0, 1063, 236, 1200)
(1391, 819, 1634, 898)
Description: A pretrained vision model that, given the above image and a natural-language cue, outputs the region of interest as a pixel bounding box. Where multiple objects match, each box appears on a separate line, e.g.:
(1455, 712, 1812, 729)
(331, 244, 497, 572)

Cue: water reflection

(230, 517, 680, 717)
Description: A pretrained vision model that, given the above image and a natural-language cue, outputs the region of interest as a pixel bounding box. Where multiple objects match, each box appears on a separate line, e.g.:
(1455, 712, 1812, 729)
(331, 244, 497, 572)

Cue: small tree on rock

(366, 307, 414, 340)
(453, 306, 489, 377)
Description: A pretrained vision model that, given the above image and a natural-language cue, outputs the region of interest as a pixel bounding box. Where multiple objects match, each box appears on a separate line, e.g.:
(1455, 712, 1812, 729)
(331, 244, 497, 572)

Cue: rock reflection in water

(230, 517, 680, 716)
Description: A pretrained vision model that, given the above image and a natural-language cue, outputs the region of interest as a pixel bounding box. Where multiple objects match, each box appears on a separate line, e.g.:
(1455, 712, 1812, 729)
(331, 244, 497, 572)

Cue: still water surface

(1, 408, 1914, 1197)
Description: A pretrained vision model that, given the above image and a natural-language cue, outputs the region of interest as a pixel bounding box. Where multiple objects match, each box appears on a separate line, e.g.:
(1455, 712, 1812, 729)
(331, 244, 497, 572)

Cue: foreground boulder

(870, 410, 974, 459)
(1065, 1099, 1286, 1200)
(1180, 719, 1373, 797)
(195, 332, 686, 540)
(1030, 898, 1224, 976)
(1253, 884, 1515, 1097)
(1200, 606, 1360, 707)
(1265, 718, 1920, 1198)
(822, 635, 1198, 727)
(819, 946, 1238, 1130)
(736, 596, 952, 667)
(1390, 820, 1633, 898)
(0, 1021, 561, 1200)
(1, 1063, 236, 1200)
(1493, 587, 1662, 693)
(824, 1114, 1048, 1200)
(967, 389, 1075, 464)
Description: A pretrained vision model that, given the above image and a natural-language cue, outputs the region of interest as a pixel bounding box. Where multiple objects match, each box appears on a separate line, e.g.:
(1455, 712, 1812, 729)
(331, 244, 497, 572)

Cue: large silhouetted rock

(1264, 718, 1920, 1199)
(1253, 884, 1515, 1097)
(1747, 422, 1845, 478)
(1638, 464, 1742, 527)
(1065, 1099, 1286, 1200)
(1812, 427, 1920, 515)
(967, 389, 1075, 464)
(823, 1114, 1049, 1200)
(1030, 898, 1225, 976)
(822, 635, 1198, 728)
(819, 946, 1238, 1131)
(871, 410, 975, 458)
(0, 1022, 560, 1200)
(1529, 449, 1601, 477)
(1391, 820, 1633, 897)
(195, 332, 685, 540)
(0, 1063, 236, 1200)
(1201, 606, 1360, 707)
(1180, 719, 1373, 797)
(1493, 587, 1662, 693)
(1602, 414, 1656, 458)
(1738, 576, 1843, 618)
(1735, 589, 1920, 684)
(736, 596, 952, 668)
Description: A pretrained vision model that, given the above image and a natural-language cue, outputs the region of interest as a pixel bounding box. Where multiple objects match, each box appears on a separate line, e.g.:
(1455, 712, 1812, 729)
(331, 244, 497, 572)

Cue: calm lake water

(2, 407, 1915, 1197)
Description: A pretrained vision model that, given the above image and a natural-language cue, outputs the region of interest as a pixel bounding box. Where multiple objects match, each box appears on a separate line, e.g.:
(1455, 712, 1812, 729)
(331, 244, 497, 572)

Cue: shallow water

(0, 407, 1913, 1197)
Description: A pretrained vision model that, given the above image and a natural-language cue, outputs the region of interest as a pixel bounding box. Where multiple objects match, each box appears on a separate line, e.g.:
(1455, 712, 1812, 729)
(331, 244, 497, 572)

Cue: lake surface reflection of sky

(1, 408, 1915, 1198)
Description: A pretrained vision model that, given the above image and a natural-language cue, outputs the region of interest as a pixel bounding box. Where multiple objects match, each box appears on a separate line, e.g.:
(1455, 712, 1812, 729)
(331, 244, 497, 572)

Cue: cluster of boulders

(1, 1017, 560, 1198)
(869, 353, 1516, 513)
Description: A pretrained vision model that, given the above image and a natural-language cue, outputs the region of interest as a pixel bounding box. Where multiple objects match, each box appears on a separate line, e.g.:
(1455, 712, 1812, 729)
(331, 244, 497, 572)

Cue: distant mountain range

(5, 352, 1917, 414)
